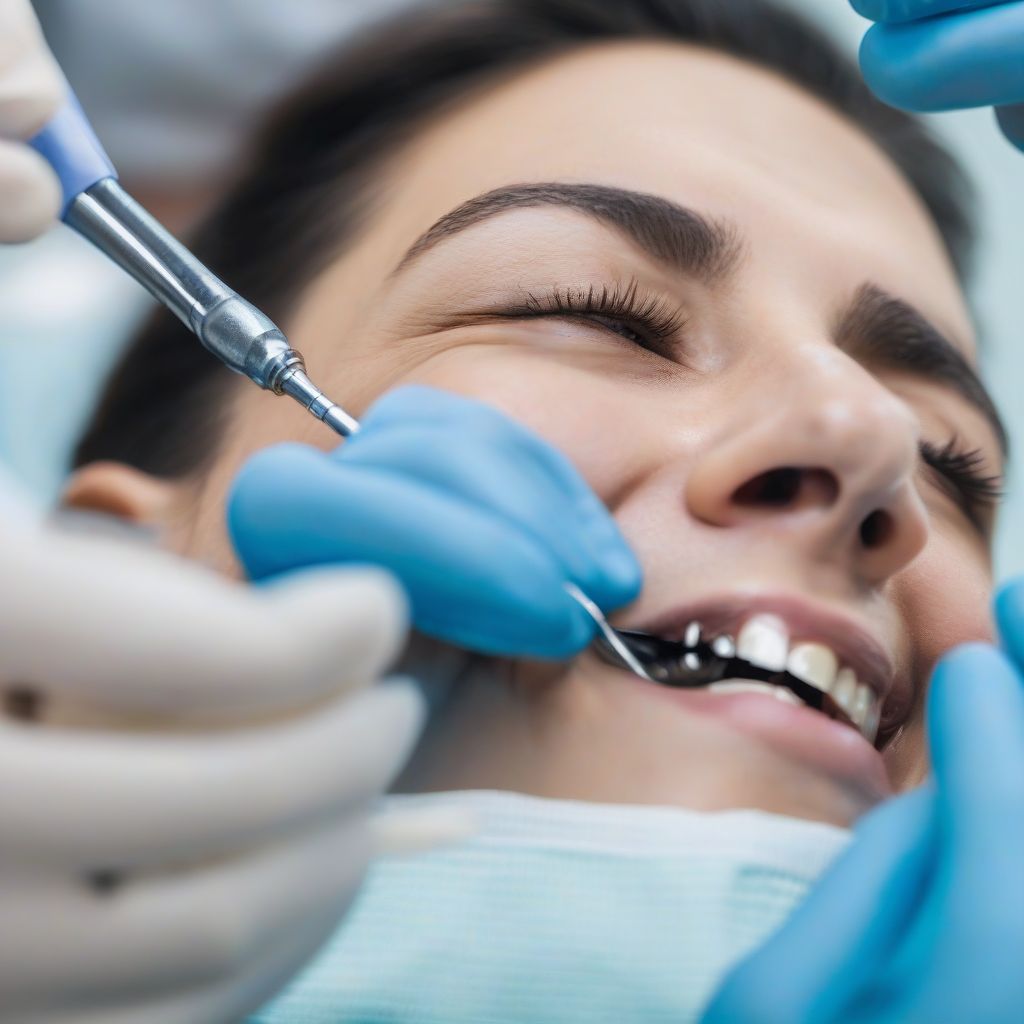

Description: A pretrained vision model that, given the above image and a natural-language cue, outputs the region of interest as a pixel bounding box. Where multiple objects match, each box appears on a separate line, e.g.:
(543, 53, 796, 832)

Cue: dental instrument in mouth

(586, 612, 884, 745)
(564, 583, 654, 681)
(31, 88, 360, 439)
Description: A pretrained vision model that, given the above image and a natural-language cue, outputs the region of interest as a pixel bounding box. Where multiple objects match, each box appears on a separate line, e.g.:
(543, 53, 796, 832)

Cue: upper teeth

(786, 642, 838, 693)
(737, 615, 788, 671)
(720, 613, 880, 741)
(712, 635, 736, 659)
(832, 668, 858, 713)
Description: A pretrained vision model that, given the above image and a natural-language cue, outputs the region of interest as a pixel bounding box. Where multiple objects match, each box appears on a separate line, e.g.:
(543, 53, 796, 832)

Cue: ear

(62, 461, 180, 527)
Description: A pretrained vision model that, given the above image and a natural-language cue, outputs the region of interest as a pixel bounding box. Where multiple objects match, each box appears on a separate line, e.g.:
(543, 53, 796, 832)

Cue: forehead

(365, 41, 975, 356)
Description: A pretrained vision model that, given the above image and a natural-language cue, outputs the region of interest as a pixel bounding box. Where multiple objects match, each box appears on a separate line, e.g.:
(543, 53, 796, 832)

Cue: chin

(507, 661, 884, 828)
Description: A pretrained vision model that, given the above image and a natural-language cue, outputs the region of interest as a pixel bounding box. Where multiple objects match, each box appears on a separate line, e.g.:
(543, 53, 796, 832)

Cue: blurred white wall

(778, 0, 1024, 580)
(33, 0, 419, 185)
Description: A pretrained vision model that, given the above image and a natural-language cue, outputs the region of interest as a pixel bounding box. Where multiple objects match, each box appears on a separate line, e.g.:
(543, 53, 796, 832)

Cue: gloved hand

(0, 0, 63, 240)
(851, 0, 1024, 150)
(229, 386, 642, 659)
(701, 581, 1024, 1023)
(0, 475, 460, 1024)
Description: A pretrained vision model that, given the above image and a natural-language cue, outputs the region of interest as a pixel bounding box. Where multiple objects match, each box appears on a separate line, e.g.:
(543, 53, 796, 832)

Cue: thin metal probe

(564, 583, 653, 681)
(64, 178, 360, 438)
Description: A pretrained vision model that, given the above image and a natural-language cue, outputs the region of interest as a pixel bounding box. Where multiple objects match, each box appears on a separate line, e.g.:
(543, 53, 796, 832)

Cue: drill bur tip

(278, 367, 360, 438)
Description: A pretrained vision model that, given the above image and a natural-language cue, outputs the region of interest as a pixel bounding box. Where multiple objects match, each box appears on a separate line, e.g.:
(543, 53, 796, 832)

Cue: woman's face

(160, 43, 1004, 827)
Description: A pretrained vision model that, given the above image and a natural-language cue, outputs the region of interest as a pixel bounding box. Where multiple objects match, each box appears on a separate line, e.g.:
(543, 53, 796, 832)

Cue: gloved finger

(1, 524, 407, 719)
(995, 576, 1024, 668)
(1, 818, 367, 1012)
(15, 900, 337, 1024)
(928, 643, 1024, 855)
(917, 847, 1024, 1024)
(995, 101, 1024, 148)
(0, 0, 64, 139)
(926, 644, 1024, 995)
(349, 386, 641, 611)
(18, 905, 337, 1024)
(0, 138, 60, 242)
(917, 875, 1024, 1024)
(75, 902, 348, 1024)
(342, 425, 638, 612)
(859, 4, 1024, 112)
(701, 787, 936, 1024)
(0, 680, 424, 868)
(230, 446, 595, 658)
(851, 0, 1014, 24)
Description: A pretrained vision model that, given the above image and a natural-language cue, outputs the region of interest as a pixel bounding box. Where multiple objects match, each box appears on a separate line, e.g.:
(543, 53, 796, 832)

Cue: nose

(685, 350, 929, 586)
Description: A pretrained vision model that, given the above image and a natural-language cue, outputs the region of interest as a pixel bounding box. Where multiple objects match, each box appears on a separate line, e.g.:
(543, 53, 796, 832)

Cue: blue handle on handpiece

(28, 86, 117, 218)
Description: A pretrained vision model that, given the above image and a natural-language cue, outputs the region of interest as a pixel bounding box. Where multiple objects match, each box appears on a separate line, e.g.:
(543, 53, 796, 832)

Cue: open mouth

(593, 611, 889, 746)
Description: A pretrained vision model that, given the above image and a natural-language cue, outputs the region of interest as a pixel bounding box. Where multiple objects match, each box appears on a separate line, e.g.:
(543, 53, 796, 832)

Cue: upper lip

(630, 591, 899, 707)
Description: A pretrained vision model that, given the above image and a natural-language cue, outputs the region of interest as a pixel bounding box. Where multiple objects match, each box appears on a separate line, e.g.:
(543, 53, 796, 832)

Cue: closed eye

(919, 437, 1003, 532)
(487, 278, 690, 361)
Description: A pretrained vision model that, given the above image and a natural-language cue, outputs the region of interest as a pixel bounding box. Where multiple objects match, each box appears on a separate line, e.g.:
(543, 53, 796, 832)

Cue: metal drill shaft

(64, 178, 358, 436)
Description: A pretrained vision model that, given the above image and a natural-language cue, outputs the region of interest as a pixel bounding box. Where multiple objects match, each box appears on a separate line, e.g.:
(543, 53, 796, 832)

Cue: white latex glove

(0, 0, 63, 241)
(0, 483, 460, 1024)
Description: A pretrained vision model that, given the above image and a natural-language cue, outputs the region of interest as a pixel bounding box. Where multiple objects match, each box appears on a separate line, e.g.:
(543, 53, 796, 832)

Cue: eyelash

(919, 438, 1004, 530)
(490, 281, 1003, 530)
(504, 278, 688, 357)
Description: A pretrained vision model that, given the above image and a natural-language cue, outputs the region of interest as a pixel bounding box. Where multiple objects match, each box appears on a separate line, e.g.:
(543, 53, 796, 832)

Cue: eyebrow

(396, 181, 744, 282)
(835, 284, 1008, 457)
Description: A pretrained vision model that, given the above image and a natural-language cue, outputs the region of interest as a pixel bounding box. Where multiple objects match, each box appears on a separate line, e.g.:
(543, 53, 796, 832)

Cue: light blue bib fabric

(252, 791, 850, 1024)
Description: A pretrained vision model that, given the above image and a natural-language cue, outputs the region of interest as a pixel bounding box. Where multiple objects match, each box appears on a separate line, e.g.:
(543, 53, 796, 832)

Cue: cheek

(379, 339, 667, 499)
(173, 332, 675, 570)
(899, 527, 995, 667)
(885, 524, 994, 789)
(165, 388, 332, 573)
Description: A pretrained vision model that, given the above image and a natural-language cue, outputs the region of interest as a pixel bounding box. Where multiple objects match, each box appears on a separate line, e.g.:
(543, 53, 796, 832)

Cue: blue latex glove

(701, 579, 1024, 1023)
(851, 0, 1024, 149)
(228, 386, 641, 659)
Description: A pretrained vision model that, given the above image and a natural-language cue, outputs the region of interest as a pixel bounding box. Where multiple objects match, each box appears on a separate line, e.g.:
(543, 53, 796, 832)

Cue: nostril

(859, 509, 893, 549)
(732, 467, 838, 509)
(733, 467, 802, 507)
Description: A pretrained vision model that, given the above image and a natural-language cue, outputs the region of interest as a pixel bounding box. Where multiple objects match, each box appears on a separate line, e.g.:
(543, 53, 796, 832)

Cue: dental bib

(251, 791, 850, 1024)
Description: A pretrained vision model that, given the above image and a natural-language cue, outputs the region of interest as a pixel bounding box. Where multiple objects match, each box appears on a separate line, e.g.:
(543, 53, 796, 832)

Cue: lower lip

(626, 676, 893, 800)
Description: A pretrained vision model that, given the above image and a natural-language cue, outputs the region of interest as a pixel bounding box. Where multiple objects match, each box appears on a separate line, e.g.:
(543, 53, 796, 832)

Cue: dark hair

(74, 0, 975, 477)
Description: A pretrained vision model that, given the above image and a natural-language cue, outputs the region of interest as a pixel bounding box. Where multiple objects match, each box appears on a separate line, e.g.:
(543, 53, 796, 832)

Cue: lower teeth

(709, 679, 806, 707)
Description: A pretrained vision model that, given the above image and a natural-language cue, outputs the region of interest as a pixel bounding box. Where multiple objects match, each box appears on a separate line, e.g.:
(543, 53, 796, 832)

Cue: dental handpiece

(30, 89, 359, 439)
